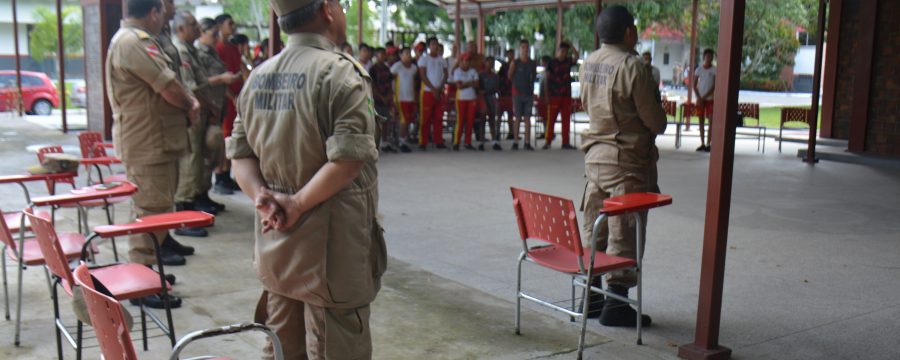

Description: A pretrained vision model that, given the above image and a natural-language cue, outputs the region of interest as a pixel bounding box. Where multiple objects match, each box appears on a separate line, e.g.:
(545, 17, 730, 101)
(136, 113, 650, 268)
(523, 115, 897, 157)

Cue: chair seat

(527, 244, 636, 274)
(93, 211, 215, 238)
(80, 156, 121, 165)
(106, 174, 128, 183)
(6, 232, 90, 265)
(3, 210, 51, 233)
(90, 263, 171, 300)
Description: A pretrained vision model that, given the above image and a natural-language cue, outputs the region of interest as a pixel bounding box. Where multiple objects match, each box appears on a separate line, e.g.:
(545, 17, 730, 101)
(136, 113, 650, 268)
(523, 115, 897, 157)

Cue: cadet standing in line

(172, 11, 238, 225)
(106, 0, 200, 308)
(579, 6, 667, 327)
(152, 0, 205, 255)
(227, 0, 386, 358)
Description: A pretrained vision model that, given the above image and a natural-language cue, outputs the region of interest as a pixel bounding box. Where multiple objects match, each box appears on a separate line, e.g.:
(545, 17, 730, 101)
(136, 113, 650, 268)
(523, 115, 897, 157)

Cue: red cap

(460, 53, 471, 62)
(386, 47, 398, 56)
(415, 42, 426, 52)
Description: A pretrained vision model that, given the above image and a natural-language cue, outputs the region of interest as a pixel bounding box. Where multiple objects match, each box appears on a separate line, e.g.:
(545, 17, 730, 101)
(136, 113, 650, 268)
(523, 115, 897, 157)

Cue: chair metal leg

(576, 275, 592, 360)
(140, 300, 148, 351)
(103, 204, 119, 262)
(43, 265, 53, 296)
(52, 281, 64, 359)
(515, 252, 525, 335)
(635, 213, 644, 345)
(149, 233, 176, 346)
(76, 320, 83, 360)
(570, 275, 576, 322)
(15, 221, 26, 346)
(2, 244, 8, 320)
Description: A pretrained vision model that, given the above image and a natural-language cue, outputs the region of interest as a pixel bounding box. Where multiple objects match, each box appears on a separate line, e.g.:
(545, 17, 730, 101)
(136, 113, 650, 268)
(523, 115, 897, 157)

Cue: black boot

(599, 285, 651, 327)
(196, 192, 225, 212)
(213, 172, 234, 195)
(580, 277, 605, 318)
(158, 245, 186, 266)
(129, 293, 182, 309)
(163, 234, 196, 255)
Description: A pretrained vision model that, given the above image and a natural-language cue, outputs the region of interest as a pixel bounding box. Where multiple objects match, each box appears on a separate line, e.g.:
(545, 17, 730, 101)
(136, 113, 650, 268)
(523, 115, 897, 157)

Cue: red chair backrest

(78, 132, 106, 158)
(0, 208, 17, 252)
(34, 145, 76, 192)
(662, 100, 677, 118)
(73, 264, 138, 360)
(737, 102, 760, 120)
(510, 187, 583, 257)
(23, 208, 76, 295)
(36, 145, 64, 163)
(781, 107, 812, 126)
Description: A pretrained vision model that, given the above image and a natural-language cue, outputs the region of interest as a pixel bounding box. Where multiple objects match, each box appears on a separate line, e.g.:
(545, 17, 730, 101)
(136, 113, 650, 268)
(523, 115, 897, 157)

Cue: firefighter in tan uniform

(227, 0, 386, 358)
(172, 11, 238, 222)
(579, 6, 667, 327)
(106, 0, 199, 307)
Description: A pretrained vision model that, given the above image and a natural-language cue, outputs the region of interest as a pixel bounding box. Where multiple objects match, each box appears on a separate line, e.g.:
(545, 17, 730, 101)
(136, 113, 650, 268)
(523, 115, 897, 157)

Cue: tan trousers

(125, 161, 178, 265)
(581, 163, 658, 288)
(263, 291, 372, 360)
(175, 115, 211, 203)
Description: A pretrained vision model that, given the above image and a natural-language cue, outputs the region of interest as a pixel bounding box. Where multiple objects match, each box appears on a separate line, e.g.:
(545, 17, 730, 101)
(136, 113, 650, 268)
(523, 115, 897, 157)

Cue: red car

(0, 70, 60, 115)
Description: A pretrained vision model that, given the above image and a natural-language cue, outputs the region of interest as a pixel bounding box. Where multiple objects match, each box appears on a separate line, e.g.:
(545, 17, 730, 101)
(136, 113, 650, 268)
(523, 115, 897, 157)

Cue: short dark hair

(703, 48, 715, 56)
(400, 46, 410, 53)
(229, 34, 249, 45)
(278, 0, 325, 33)
(596, 5, 635, 44)
(359, 43, 371, 51)
(642, 51, 651, 57)
(374, 47, 385, 54)
(519, 39, 529, 45)
(200, 17, 217, 32)
(427, 37, 439, 46)
(505, 49, 514, 56)
(385, 40, 395, 48)
(127, 0, 162, 19)
(541, 55, 552, 63)
(559, 41, 571, 49)
(214, 14, 232, 25)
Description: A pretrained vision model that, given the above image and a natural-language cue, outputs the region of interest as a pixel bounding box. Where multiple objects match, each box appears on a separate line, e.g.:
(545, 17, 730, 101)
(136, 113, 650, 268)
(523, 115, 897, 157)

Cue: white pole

(379, 0, 388, 45)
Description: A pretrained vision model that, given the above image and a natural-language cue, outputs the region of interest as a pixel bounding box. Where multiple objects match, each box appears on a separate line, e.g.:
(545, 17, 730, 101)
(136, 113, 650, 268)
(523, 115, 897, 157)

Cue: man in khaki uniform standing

(227, 0, 386, 358)
(172, 11, 239, 225)
(579, 6, 666, 327)
(106, 0, 199, 307)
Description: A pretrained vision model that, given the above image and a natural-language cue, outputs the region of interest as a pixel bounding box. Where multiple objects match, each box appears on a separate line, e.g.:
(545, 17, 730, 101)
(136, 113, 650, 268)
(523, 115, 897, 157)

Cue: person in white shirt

(417, 37, 449, 149)
(693, 48, 716, 152)
(452, 54, 479, 150)
(390, 47, 418, 152)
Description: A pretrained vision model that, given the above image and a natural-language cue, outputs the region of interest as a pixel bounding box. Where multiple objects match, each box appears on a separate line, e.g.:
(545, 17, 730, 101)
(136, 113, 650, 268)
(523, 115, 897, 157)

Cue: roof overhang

(428, 0, 636, 19)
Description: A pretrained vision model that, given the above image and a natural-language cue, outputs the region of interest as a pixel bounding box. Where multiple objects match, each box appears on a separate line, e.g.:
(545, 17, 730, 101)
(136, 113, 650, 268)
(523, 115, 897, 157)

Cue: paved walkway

(1, 117, 899, 359)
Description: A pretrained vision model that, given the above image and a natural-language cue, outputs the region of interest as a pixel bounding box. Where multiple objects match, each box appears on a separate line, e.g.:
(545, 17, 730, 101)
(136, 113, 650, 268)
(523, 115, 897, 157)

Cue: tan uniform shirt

(157, 26, 182, 80)
(580, 44, 667, 169)
(106, 23, 188, 165)
(197, 42, 228, 119)
(175, 39, 214, 115)
(226, 33, 386, 309)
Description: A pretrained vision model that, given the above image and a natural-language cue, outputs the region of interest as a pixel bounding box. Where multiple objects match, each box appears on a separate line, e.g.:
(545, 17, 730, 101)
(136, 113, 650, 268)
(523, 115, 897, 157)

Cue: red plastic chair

(1, 207, 88, 327)
(78, 131, 123, 185)
(35, 145, 77, 192)
(779, 107, 813, 152)
(24, 208, 174, 359)
(74, 265, 283, 360)
(510, 187, 672, 359)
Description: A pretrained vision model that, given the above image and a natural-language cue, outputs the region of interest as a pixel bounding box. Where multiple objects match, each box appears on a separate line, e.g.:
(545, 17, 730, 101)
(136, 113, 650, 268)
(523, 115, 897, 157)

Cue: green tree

(222, 0, 270, 40)
(29, 6, 83, 62)
(390, 0, 452, 44)
(346, 0, 378, 46)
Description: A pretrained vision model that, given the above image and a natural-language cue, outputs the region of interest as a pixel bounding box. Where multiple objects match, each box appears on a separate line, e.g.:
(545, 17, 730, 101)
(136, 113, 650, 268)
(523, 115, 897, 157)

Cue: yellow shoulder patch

(131, 28, 151, 40)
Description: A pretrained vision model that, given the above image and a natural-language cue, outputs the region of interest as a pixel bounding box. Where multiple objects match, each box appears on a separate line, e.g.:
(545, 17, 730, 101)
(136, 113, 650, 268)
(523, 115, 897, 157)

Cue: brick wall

(831, 0, 900, 156)
(865, 0, 900, 156)
(830, 0, 858, 140)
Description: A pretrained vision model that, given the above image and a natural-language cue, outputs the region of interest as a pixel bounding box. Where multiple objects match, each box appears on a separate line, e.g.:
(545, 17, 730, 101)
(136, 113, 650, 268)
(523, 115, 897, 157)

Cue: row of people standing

(105, 0, 252, 307)
(354, 37, 581, 153)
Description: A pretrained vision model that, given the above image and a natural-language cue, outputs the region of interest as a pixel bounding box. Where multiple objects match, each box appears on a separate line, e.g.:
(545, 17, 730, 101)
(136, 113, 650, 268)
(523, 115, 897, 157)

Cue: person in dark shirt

(478, 56, 502, 151)
(508, 39, 538, 151)
(369, 47, 396, 152)
(543, 41, 578, 150)
(498, 49, 515, 139)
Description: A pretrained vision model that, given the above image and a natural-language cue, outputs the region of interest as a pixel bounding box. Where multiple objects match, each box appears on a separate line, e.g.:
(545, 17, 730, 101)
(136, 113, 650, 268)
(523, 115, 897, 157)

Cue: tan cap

(270, 0, 318, 17)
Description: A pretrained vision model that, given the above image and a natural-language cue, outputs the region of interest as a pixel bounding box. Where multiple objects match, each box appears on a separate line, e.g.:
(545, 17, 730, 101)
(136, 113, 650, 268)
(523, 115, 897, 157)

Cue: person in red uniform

(213, 13, 244, 193)
(543, 42, 578, 150)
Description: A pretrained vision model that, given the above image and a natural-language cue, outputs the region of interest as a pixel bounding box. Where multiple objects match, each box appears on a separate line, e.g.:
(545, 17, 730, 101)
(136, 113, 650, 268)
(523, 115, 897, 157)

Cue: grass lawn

(667, 106, 823, 130)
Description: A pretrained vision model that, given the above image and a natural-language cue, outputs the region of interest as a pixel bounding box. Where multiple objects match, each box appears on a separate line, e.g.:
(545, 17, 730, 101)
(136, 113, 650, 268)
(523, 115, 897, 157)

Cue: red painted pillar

(56, 0, 68, 133)
(804, 0, 828, 163)
(677, 0, 746, 359)
(685, 0, 699, 130)
(11, 0, 23, 117)
(454, 0, 461, 53)
(847, 0, 878, 152)
(269, 10, 282, 57)
(819, 0, 843, 139)
(477, 5, 484, 54)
